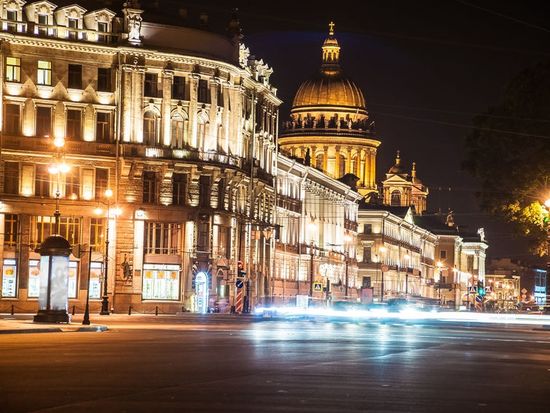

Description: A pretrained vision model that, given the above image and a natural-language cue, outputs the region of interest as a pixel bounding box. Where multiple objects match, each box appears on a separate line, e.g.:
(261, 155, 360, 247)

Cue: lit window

(142, 264, 180, 300)
(96, 112, 112, 142)
(5, 57, 20, 82)
(37, 60, 52, 86)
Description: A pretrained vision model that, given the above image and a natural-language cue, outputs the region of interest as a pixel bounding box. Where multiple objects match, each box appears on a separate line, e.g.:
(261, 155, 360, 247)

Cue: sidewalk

(0, 311, 258, 334)
(0, 314, 108, 334)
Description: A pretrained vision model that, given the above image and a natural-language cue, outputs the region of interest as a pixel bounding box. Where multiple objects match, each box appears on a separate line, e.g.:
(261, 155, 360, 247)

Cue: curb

(0, 325, 108, 335)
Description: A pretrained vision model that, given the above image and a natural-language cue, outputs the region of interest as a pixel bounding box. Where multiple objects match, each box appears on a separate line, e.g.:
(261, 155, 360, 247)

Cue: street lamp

(48, 136, 70, 234)
(344, 234, 352, 299)
(308, 222, 317, 298)
(379, 246, 387, 302)
(100, 188, 113, 315)
(404, 253, 411, 296)
(436, 261, 444, 305)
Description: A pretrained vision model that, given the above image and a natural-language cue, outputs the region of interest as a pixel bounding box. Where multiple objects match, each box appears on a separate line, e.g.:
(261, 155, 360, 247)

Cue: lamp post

(379, 246, 387, 302)
(404, 253, 410, 296)
(47, 136, 70, 235)
(436, 261, 444, 306)
(100, 188, 113, 315)
(343, 234, 352, 299)
(82, 245, 93, 325)
(308, 222, 316, 298)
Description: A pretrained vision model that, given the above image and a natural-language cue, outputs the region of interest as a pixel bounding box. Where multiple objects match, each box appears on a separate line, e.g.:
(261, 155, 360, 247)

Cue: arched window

(171, 113, 186, 148)
(351, 154, 359, 176)
(143, 110, 159, 145)
(391, 190, 401, 206)
(197, 111, 209, 149)
(339, 154, 346, 177)
(315, 153, 324, 170)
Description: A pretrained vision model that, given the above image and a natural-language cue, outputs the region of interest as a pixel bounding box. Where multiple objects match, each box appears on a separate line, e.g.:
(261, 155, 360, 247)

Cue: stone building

(278, 23, 380, 197)
(274, 155, 361, 304)
(0, 1, 279, 313)
(357, 204, 437, 302)
(382, 151, 428, 215)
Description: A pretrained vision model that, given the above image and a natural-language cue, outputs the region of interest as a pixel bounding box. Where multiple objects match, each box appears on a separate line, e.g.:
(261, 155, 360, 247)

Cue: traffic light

(477, 280, 486, 297)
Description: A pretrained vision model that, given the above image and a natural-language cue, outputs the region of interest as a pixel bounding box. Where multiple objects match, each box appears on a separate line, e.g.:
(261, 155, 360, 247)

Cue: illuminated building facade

(357, 205, 437, 301)
(278, 23, 380, 197)
(0, 1, 279, 313)
(382, 151, 428, 215)
(274, 155, 361, 303)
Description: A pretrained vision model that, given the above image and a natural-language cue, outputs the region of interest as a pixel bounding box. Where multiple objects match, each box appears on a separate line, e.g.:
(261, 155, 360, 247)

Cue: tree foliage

(463, 59, 550, 255)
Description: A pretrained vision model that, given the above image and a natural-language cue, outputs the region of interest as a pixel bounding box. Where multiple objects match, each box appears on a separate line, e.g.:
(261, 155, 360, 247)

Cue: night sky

(160, 1, 550, 261)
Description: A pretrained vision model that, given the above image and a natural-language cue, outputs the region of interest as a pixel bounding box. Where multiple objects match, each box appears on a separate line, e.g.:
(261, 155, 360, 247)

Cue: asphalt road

(1, 316, 549, 413)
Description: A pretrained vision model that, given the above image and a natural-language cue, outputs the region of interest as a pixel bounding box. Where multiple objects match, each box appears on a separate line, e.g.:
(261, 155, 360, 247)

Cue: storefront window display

(1, 259, 17, 298)
(142, 263, 180, 300)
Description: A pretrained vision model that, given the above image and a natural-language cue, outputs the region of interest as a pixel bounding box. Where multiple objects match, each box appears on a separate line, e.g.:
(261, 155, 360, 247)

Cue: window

(440, 250, 447, 260)
(338, 154, 346, 177)
(199, 175, 211, 208)
(390, 190, 401, 206)
(362, 247, 372, 263)
(66, 109, 82, 140)
(217, 86, 224, 107)
(35, 164, 50, 197)
(4, 214, 18, 247)
(97, 22, 108, 43)
(171, 115, 185, 148)
(65, 167, 80, 200)
(217, 226, 231, 257)
(37, 14, 48, 36)
(144, 73, 158, 97)
(37, 60, 52, 86)
(96, 112, 112, 142)
(2, 258, 17, 298)
(4, 162, 19, 194)
(363, 224, 372, 234)
(89, 262, 102, 299)
(90, 218, 105, 253)
(142, 263, 180, 300)
(172, 173, 187, 206)
(68, 64, 82, 89)
(172, 76, 186, 100)
(97, 68, 112, 92)
(95, 168, 108, 200)
(6, 10, 17, 32)
(30, 216, 81, 248)
(4, 104, 20, 135)
(144, 222, 181, 255)
(198, 79, 209, 103)
(315, 154, 323, 170)
(143, 111, 159, 145)
(197, 220, 209, 251)
(143, 171, 157, 203)
(5, 57, 20, 82)
(67, 17, 78, 40)
(36, 106, 52, 137)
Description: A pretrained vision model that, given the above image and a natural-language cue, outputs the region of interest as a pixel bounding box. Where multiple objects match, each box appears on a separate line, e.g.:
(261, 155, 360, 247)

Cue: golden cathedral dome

(293, 75, 366, 109)
(290, 21, 367, 114)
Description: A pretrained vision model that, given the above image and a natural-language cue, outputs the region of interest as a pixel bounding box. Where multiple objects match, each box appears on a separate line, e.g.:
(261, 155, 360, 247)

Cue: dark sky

(166, 1, 550, 262)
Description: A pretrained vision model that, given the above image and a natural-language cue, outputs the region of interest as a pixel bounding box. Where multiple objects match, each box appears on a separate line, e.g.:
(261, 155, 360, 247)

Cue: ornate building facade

(382, 151, 428, 215)
(278, 23, 380, 196)
(274, 155, 361, 303)
(0, 1, 279, 313)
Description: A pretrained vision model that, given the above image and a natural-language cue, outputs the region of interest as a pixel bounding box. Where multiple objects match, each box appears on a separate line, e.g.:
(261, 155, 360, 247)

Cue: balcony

(2, 135, 117, 157)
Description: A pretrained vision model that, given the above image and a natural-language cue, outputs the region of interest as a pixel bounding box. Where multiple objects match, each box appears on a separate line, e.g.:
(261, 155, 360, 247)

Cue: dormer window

(37, 13, 47, 36)
(83, 9, 116, 43)
(97, 21, 107, 42)
(67, 17, 78, 40)
(6, 9, 16, 32)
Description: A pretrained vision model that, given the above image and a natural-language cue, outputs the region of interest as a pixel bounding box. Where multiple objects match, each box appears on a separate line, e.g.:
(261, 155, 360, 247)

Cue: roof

(358, 202, 411, 219)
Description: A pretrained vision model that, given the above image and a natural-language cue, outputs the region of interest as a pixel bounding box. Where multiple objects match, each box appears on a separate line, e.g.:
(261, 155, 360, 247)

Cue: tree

(463, 59, 550, 255)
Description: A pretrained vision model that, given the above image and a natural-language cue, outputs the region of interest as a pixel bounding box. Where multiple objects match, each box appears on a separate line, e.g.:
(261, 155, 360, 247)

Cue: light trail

(253, 305, 550, 326)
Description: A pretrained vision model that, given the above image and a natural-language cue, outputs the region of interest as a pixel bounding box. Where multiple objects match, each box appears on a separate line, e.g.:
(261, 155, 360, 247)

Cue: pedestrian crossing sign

(469, 286, 477, 293)
(313, 282, 323, 292)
